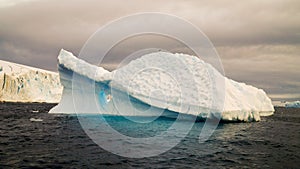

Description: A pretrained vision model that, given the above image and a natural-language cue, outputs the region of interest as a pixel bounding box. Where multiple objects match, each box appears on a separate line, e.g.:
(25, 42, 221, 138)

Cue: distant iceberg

(29, 117, 43, 122)
(49, 49, 274, 122)
(285, 101, 300, 108)
(0, 60, 62, 103)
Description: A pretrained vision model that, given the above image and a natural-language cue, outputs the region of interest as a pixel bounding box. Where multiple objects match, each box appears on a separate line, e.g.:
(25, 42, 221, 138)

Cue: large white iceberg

(0, 60, 62, 103)
(49, 49, 274, 122)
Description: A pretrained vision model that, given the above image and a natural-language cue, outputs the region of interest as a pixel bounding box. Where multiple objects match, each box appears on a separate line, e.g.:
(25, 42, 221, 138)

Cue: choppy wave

(1, 103, 299, 168)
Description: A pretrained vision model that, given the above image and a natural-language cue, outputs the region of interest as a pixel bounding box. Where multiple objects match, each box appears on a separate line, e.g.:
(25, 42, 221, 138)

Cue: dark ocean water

(0, 102, 299, 169)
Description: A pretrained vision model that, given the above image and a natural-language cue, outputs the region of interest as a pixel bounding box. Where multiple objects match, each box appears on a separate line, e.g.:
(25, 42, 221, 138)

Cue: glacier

(285, 101, 300, 108)
(0, 60, 62, 103)
(49, 49, 274, 122)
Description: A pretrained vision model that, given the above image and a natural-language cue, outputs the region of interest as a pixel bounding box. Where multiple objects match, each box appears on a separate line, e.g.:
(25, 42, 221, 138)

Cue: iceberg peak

(58, 49, 112, 82)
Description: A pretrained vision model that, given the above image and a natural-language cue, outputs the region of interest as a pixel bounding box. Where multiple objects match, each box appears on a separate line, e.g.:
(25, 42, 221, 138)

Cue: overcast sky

(0, 0, 299, 101)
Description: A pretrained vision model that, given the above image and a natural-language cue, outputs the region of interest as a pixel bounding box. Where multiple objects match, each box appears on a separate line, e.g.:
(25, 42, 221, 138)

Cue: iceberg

(0, 60, 62, 103)
(49, 49, 274, 122)
(29, 117, 43, 122)
(285, 101, 300, 108)
(272, 101, 286, 107)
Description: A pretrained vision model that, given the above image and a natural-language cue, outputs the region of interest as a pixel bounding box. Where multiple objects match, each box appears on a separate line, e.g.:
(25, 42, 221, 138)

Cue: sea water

(0, 103, 299, 168)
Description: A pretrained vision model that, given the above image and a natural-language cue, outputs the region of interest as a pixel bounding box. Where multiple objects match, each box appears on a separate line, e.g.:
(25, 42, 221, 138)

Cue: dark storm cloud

(0, 0, 299, 100)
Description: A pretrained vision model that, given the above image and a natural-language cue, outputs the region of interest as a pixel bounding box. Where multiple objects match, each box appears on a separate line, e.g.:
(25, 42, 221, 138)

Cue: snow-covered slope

(50, 49, 274, 122)
(285, 101, 300, 108)
(0, 60, 62, 103)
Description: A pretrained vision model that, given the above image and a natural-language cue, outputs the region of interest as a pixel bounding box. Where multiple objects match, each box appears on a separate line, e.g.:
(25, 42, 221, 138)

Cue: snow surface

(58, 49, 112, 82)
(0, 60, 62, 103)
(50, 49, 274, 122)
(285, 101, 300, 108)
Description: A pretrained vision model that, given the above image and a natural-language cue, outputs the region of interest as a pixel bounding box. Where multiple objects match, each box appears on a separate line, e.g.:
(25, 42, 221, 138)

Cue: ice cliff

(0, 60, 62, 103)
